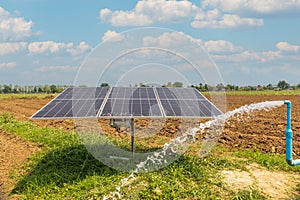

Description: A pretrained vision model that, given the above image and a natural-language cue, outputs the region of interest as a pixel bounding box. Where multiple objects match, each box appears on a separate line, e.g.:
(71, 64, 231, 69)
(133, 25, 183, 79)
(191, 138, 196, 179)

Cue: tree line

(0, 84, 70, 94)
(0, 80, 298, 94)
(192, 80, 300, 92)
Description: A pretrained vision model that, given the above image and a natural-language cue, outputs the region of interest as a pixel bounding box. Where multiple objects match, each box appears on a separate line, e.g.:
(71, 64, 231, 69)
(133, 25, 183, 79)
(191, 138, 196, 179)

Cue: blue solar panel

(156, 88, 222, 117)
(100, 98, 162, 117)
(31, 87, 109, 119)
(31, 87, 222, 119)
(108, 87, 155, 99)
(156, 87, 205, 100)
(99, 87, 161, 117)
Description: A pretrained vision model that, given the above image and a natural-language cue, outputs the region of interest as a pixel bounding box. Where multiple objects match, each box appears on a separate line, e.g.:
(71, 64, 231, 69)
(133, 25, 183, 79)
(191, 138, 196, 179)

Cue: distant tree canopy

(100, 83, 109, 87)
(162, 82, 183, 88)
(277, 80, 290, 90)
(0, 84, 69, 94)
(173, 82, 183, 87)
(0, 80, 298, 94)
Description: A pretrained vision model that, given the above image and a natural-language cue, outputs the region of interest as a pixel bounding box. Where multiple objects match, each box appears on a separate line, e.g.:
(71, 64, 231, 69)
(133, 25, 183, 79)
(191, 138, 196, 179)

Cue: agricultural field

(1, 91, 300, 199)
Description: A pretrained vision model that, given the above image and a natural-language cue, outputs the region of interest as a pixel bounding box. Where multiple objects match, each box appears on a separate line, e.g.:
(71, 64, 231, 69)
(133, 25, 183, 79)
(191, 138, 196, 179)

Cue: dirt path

(0, 130, 39, 199)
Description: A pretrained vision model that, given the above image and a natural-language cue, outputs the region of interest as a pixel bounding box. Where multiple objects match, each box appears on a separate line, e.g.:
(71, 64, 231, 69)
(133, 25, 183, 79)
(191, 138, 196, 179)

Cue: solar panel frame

(155, 87, 223, 118)
(31, 86, 223, 120)
(30, 87, 109, 119)
(97, 87, 163, 118)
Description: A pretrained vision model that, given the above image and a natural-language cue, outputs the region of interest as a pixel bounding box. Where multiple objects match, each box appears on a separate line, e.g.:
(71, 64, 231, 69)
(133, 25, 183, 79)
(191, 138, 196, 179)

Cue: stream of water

(103, 100, 285, 199)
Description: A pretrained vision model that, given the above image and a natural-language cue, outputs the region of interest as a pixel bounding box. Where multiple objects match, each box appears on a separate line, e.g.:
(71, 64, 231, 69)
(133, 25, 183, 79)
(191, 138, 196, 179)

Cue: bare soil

(222, 163, 300, 199)
(223, 95, 300, 156)
(0, 130, 39, 200)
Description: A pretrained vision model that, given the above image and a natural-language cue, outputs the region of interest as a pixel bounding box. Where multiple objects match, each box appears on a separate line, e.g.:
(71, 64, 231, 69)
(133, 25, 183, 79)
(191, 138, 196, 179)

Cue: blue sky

(0, 0, 300, 86)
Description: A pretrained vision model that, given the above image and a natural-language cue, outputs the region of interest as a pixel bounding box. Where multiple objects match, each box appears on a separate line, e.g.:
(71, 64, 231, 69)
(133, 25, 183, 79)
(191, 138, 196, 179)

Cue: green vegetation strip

(1, 113, 298, 199)
(0, 93, 55, 100)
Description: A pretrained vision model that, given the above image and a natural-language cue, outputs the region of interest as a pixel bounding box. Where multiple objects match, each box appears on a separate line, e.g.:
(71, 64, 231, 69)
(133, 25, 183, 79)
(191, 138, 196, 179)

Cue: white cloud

(276, 42, 300, 52)
(213, 50, 281, 63)
(0, 62, 16, 69)
(203, 40, 243, 53)
(191, 9, 263, 29)
(102, 30, 125, 42)
(0, 7, 34, 41)
(202, 0, 300, 15)
(37, 65, 78, 72)
(100, 0, 198, 26)
(28, 41, 91, 58)
(100, 1, 265, 29)
(143, 32, 202, 48)
(0, 42, 27, 55)
(66, 41, 91, 57)
(28, 41, 73, 54)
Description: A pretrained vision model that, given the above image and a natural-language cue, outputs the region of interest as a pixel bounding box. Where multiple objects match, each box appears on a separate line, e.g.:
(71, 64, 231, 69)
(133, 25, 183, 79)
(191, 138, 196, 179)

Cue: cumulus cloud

(100, 1, 264, 29)
(28, 41, 90, 58)
(37, 65, 78, 72)
(191, 9, 263, 29)
(0, 7, 34, 41)
(276, 42, 300, 52)
(28, 41, 73, 54)
(66, 41, 91, 57)
(0, 42, 27, 55)
(213, 50, 281, 63)
(100, 0, 198, 26)
(202, 0, 300, 15)
(102, 30, 125, 42)
(0, 62, 16, 69)
(203, 40, 243, 53)
(143, 32, 202, 48)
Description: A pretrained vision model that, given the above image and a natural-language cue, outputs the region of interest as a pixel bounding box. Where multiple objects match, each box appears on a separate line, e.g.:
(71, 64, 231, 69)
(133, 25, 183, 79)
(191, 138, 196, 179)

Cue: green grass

(0, 93, 55, 100)
(2, 113, 300, 199)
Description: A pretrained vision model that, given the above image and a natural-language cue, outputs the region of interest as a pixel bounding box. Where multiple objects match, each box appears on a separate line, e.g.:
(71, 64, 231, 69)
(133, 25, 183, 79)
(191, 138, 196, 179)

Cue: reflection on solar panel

(31, 87, 222, 119)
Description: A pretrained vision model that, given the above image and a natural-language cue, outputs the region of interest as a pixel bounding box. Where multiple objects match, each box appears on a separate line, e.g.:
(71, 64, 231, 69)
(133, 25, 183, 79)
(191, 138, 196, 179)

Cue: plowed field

(0, 94, 300, 155)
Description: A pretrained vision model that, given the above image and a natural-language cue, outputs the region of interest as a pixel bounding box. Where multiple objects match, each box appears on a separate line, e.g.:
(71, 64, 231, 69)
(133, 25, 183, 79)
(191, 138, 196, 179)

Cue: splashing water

(102, 101, 284, 200)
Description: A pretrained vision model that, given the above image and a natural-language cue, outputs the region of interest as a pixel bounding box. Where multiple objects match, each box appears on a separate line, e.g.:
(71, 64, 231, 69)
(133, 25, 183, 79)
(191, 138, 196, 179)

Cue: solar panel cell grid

(156, 87, 205, 100)
(31, 86, 222, 119)
(100, 97, 161, 117)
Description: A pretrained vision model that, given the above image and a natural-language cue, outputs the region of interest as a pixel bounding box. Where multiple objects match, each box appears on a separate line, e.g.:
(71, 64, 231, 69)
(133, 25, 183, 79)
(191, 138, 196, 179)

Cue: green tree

(50, 85, 58, 93)
(204, 84, 209, 91)
(100, 83, 109, 87)
(3, 84, 12, 93)
(266, 84, 273, 90)
(277, 80, 290, 90)
(173, 82, 183, 87)
(216, 83, 224, 91)
(226, 84, 234, 91)
(198, 83, 203, 91)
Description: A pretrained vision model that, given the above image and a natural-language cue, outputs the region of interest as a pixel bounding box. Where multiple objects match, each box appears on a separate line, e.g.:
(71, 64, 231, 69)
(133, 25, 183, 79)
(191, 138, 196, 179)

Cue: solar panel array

(31, 87, 222, 119)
